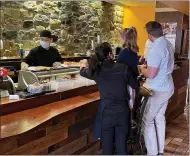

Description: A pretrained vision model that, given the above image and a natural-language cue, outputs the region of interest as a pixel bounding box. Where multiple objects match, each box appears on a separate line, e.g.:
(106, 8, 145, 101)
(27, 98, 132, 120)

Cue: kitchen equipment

(27, 83, 51, 93)
(0, 76, 16, 95)
(0, 39, 3, 49)
(9, 95, 19, 100)
(0, 89, 9, 98)
(52, 79, 73, 91)
(17, 67, 80, 90)
(17, 90, 55, 99)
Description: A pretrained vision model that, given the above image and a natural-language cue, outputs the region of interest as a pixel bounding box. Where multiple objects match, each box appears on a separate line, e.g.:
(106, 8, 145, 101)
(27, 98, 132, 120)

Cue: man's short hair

(40, 30, 52, 38)
(145, 21, 163, 38)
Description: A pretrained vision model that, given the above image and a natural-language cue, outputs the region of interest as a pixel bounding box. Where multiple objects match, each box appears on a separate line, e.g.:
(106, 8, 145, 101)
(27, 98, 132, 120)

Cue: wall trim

(155, 8, 178, 13)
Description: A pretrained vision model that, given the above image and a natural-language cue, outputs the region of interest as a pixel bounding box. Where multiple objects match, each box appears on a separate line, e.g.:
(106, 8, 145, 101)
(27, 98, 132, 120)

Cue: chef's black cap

(40, 30, 52, 38)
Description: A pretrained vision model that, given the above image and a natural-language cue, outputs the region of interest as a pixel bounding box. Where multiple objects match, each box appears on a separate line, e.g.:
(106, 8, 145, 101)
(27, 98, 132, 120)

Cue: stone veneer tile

(1, 1, 124, 57)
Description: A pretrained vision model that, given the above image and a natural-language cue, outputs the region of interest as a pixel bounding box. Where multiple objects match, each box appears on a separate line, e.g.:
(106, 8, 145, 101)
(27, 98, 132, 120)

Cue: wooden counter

(0, 55, 90, 61)
(165, 59, 189, 123)
(0, 59, 188, 155)
(0, 85, 101, 155)
(1, 85, 98, 116)
(62, 55, 90, 59)
(0, 55, 90, 83)
(1, 92, 100, 138)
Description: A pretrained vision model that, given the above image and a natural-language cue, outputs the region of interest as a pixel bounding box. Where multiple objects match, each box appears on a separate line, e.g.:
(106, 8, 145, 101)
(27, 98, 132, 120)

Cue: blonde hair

(123, 27, 139, 53)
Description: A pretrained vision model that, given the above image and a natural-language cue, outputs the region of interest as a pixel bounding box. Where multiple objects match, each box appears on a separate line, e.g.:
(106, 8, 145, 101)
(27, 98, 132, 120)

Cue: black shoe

(158, 153, 163, 155)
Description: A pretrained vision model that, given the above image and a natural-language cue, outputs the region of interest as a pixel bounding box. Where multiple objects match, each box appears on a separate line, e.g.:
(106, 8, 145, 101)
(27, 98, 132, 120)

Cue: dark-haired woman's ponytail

(88, 42, 112, 72)
(88, 54, 101, 71)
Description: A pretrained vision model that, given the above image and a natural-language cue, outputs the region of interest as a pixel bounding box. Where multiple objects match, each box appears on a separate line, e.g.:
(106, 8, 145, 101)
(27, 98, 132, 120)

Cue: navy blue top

(117, 48, 139, 76)
(80, 59, 139, 139)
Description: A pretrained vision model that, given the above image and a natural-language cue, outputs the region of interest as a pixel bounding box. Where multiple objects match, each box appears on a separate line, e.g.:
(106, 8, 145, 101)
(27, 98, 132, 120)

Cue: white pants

(184, 87, 189, 122)
(142, 90, 174, 155)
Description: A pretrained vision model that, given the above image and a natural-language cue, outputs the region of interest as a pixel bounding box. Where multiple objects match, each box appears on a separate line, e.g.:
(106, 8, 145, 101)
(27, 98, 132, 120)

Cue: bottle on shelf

(0, 39, 3, 50)
(90, 40, 95, 55)
(18, 44, 25, 61)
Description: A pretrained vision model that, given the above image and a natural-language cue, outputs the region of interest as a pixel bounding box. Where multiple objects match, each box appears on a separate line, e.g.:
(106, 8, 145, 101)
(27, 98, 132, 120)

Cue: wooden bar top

(0, 56, 21, 61)
(0, 55, 90, 61)
(1, 85, 98, 116)
(61, 55, 90, 59)
(1, 97, 24, 105)
(1, 92, 100, 139)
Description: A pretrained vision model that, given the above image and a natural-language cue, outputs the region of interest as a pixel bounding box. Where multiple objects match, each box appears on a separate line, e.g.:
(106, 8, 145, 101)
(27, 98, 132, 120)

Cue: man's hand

(140, 64, 147, 73)
(53, 62, 62, 67)
(139, 55, 144, 63)
(141, 65, 159, 79)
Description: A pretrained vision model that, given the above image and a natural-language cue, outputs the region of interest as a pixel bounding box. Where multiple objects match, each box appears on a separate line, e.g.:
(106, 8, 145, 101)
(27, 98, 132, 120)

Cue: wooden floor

(164, 114, 189, 155)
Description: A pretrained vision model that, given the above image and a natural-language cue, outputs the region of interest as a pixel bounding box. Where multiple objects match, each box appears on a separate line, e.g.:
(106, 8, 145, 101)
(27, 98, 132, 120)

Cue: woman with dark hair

(80, 42, 139, 155)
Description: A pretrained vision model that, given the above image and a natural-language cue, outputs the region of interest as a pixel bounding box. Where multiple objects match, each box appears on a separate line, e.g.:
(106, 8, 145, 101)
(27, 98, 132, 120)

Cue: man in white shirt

(139, 39, 153, 63)
(140, 21, 174, 155)
(144, 39, 153, 60)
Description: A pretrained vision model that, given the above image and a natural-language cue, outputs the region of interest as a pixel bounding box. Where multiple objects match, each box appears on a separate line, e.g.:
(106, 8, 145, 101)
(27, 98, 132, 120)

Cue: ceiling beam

(105, 1, 129, 8)
(159, 1, 189, 15)
(106, 1, 155, 7)
(107, 1, 189, 15)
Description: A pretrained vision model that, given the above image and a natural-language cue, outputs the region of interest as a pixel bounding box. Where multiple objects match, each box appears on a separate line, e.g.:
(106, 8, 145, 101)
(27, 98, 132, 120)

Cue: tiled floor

(97, 114, 189, 155)
(164, 114, 189, 155)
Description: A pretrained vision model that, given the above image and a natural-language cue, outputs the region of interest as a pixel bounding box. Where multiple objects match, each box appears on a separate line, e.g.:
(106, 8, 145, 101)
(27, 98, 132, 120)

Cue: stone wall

(0, 1, 123, 57)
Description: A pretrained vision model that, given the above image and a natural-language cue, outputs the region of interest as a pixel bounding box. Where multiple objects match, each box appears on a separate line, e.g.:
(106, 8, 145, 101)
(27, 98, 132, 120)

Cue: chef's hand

(21, 62, 29, 70)
(53, 62, 62, 67)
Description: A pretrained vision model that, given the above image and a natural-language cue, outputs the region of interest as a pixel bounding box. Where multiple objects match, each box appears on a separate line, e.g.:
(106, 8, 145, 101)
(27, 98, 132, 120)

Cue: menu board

(161, 22, 177, 52)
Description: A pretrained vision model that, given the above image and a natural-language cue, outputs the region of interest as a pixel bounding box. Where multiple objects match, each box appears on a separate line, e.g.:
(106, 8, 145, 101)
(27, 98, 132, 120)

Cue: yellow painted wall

(123, 5, 155, 55)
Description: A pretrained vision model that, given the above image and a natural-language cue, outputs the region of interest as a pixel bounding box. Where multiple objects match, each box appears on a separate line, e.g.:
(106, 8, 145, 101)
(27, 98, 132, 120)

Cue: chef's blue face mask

(40, 37, 52, 49)
(40, 40, 50, 49)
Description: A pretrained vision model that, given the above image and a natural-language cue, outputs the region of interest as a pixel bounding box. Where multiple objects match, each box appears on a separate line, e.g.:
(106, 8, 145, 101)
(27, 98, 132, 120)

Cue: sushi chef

(21, 30, 62, 69)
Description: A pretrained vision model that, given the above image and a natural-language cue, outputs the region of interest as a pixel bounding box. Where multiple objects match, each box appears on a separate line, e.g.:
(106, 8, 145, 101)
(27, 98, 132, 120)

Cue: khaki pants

(184, 87, 189, 122)
(142, 90, 174, 155)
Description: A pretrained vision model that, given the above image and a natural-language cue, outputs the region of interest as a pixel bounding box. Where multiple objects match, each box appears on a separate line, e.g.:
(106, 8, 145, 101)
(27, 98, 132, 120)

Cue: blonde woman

(117, 26, 139, 76)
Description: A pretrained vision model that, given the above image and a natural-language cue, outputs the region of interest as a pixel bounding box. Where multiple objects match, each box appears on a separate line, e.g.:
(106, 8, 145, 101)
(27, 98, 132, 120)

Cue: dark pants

(101, 109, 130, 155)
